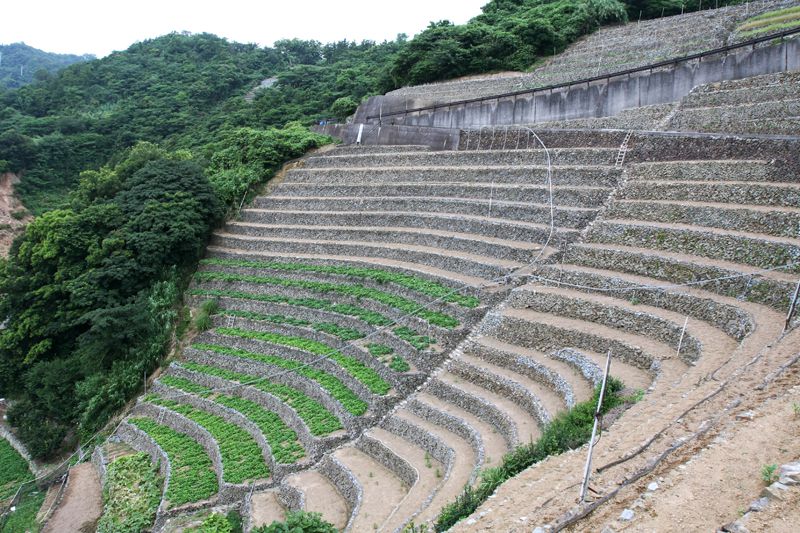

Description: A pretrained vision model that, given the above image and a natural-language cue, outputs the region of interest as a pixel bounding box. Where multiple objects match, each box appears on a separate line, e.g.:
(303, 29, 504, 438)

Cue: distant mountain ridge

(0, 42, 94, 89)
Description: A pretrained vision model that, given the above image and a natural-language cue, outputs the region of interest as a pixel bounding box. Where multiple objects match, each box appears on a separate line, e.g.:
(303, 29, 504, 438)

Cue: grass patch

(97, 453, 162, 533)
(737, 5, 800, 37)
(215, 327, 391, 395)
(435, 378, 628, 531)
(145, 396, 270, 484)
(200, 258, 480, 308)
(194, 271, 459, 329)
(159, 375, 305, 464)
(0, 438, 33, 499)
(128, 417, 217, 507)
(1, 487, 45, 533)
(194, 299, 220, 332)
(180, 361, 342, 436)
(193, 342, 369, 415)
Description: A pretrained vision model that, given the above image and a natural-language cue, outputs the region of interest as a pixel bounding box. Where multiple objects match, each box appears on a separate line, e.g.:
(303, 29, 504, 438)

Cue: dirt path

(42, 463, 102, 533)
(249, 491, 286, 528)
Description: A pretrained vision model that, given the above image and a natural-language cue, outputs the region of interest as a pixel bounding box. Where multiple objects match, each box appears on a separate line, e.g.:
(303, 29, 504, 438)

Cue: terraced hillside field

(103, 142, 630, 530)
(446, 135, 800, 531)
(95, 118, 800, 531)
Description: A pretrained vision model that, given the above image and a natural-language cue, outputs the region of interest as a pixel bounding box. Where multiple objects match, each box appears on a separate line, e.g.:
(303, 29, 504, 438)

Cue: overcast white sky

(3, 0, 489, 57)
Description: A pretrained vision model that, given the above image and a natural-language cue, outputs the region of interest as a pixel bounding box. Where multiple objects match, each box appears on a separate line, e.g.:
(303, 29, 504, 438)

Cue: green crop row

(216, 327, 391, 395)
(389, 356, 411, 373)
(180, 361, 342, 436)
(194, 271, 459, 329)
(393, 326, 436, 351)
(367, 343, 393, 357)
(159, 376, 305, 464)
(214, 396, 306, 465)
(191, 289, 436, 351)
(200, 258, 480, 308)
(366, 344, 411, 373)
(97, 453, 162, 533)
(220, 309, 364, 341)
(190, 288, 392, 326)
(127, 417, 217, 507)
(146, 396, 270, 484)
(192, 342, 368, 415)
(0, 438, 33, 499)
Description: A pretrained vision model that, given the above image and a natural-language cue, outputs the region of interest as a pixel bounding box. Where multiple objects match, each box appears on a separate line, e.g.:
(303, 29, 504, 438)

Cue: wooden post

(676, 317, 689, 359)
(580, 349, 612, 503)
(784, 280, 800, 332)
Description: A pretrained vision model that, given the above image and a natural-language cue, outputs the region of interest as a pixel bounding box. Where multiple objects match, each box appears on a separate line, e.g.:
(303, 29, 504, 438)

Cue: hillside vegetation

(0, 43, 93, 90)
(0, 1, 728, 461)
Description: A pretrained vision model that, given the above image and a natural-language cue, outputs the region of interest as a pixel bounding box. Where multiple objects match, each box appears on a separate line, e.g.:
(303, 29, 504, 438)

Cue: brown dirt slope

(42, 463, 102, 533)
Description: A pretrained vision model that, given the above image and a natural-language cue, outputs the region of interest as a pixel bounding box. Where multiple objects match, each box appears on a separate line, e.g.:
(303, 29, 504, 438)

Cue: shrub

(97, 453, 162, 533)
(194, 299, 220, 332)
(761, 464, 779, 485)
(253, 510, 337, 533)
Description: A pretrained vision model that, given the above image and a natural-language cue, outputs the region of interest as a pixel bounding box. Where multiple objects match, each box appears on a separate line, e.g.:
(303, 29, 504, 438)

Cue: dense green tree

(0, 43, 93, 90)
(0, 144, 221, 456)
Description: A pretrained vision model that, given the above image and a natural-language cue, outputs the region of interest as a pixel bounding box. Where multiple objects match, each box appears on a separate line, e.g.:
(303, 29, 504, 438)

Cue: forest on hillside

(0, 43, 93, 90)
(0, 0, 744, 459)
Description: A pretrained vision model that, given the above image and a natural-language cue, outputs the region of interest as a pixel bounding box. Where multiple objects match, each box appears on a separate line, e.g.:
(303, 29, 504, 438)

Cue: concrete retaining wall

(358, 38, 800, 129)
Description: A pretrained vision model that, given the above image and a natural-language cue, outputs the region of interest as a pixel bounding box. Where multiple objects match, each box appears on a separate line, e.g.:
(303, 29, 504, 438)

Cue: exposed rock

(647, 481, 659, 491)
(720, 519, 750, 533)
(619, 508, 635, 521)
(760, 482, 790, 501)
(735, 411, 756, 421)
(747, 497, 770, 512)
